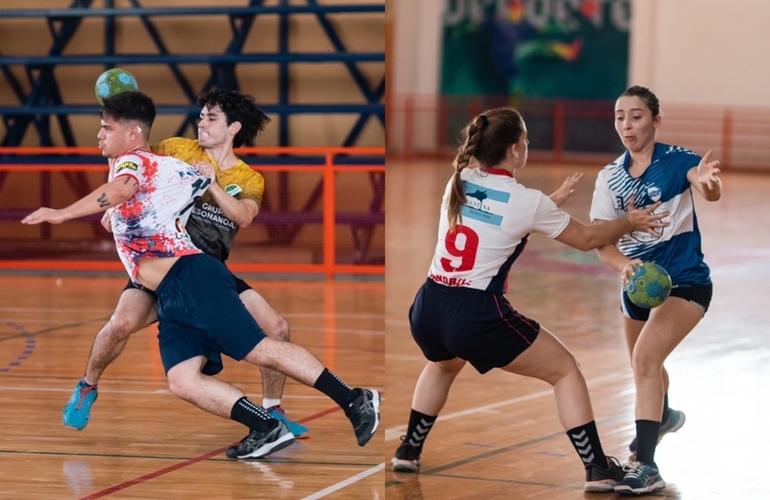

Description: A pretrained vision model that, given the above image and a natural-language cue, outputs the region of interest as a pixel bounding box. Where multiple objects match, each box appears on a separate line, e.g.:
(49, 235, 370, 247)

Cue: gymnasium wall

(392, 0, 770, 107)
(0, 0, 385, 147)
(0, 1, 385, 270)
(388, 0, 770, 168)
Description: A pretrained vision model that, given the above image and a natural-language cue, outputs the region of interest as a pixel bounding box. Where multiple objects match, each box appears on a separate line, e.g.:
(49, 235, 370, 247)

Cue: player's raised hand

(549, 172, 584, 207)
(21, 208, 66, 225)
(696, 150, 721, 190)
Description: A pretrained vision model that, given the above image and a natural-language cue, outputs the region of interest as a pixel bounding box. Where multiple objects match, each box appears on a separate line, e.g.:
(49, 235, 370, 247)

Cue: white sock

(263, 398, 281, 409)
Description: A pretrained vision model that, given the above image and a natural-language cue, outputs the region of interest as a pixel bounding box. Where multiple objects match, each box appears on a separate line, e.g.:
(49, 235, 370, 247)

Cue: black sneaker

(584, 456, 626, 492)
(344, 388, 381, 446)
(391, 437, 421, 473)
(225, 421, 295, 459)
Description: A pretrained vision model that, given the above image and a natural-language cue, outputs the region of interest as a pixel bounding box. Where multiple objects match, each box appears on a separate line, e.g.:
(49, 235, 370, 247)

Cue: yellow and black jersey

(151, 137, 265, 262)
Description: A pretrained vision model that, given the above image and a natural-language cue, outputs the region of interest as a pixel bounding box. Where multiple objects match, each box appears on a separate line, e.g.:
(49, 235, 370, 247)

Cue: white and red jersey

(110, 149, 210, 279)
(427, 167, 570, 293)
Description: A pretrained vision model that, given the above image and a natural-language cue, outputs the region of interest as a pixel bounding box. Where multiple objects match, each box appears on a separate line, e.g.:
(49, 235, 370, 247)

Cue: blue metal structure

(0, 1, 384, 264)
(0, 0, 385, 147)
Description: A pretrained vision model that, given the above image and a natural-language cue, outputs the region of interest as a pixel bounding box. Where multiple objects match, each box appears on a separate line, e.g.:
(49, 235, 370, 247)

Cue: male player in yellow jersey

(62, 89, 308, 438)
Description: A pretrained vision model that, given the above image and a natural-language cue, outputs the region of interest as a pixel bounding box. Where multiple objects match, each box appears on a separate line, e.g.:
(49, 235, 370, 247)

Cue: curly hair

(197, 89, 271, 147)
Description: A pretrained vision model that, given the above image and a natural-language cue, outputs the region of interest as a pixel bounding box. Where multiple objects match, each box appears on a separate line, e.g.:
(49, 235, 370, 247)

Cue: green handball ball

(625, 262, 672, 308)
(95, 68, 139, 104)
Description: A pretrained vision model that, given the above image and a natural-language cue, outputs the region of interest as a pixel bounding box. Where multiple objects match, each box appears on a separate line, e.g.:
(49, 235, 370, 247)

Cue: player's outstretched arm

(687, 150, 722, 202)
(22, 176, 138, 225)
(554, 199, 668, 252)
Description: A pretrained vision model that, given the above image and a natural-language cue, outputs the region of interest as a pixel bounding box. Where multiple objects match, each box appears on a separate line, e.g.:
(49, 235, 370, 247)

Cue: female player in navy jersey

(391, 107, 669, 492)
(590, 86, 721, 495)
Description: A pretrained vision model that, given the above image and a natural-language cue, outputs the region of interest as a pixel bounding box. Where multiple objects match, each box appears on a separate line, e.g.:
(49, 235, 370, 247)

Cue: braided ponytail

(448, 114, 487, 231)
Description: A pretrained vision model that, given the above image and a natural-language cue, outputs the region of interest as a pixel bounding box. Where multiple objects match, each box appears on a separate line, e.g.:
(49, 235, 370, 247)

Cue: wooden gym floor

(0, 277, 384, 499)
(385, 159, 770, 500)
(2, 159, 770, 499)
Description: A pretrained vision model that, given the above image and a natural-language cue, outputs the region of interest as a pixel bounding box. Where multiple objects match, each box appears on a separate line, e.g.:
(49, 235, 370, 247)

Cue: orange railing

(0, 146, 385, 278)
(387, 95, 770, 172)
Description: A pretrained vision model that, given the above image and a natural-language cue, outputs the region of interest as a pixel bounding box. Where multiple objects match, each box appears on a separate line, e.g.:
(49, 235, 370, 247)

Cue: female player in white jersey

(590, 86, 721, 495)
(391, 107, 669, 492)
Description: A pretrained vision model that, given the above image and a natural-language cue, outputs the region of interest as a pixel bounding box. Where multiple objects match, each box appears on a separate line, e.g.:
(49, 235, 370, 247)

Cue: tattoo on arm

(97, 193, 111, 208)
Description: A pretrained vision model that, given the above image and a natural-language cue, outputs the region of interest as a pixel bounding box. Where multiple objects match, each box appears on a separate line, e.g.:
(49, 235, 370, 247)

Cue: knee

(549, 352, 583, 386)
(267, 316, 290, 342)
(105, 312, 141, 339)
(631, 350, 662, 381)
(166, 370, 199, 401)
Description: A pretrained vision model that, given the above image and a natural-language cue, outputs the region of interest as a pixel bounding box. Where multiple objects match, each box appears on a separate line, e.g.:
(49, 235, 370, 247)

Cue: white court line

(293, 326, 384, 336)
(384, 373, 622, 442)
(285, 313, 385, 319)
(300, 463, 384, 500)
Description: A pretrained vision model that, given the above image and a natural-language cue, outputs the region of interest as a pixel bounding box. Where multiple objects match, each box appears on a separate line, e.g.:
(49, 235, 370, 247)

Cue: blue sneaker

(615, 462, 666, 495)
(629, 409, 686, 453)
(267, 405, 309, 439)
(62, 380, 98, 430)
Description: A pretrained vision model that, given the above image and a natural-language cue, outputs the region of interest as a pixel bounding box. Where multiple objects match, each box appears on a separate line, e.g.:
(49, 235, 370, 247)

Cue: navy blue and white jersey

(428, 167, 570, 293)
(590, 142, 711, 286)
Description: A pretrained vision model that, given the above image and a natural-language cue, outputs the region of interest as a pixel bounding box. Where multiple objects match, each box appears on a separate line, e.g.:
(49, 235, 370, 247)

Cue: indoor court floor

(0, 277, 384, 499)
(385, 158, 770, 500)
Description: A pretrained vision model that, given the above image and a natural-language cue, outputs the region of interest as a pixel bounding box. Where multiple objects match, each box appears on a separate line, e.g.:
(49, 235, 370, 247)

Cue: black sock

(635, 419, 661, 466)
(661, 393, 670, 422)
(566, 421, 608, 468)
(313, 368, 356, 408)
(403, 409, 437, 454)
(230, 397, 277, 433)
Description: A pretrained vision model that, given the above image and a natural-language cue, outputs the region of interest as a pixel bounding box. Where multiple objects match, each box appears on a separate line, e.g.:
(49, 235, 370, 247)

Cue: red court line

(78, 405, 343, 500)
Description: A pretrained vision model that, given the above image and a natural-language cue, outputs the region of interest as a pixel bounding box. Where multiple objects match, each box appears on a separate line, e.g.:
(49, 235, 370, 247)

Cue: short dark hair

(100, 91, 156, 130)
(197, 89, 271, 147)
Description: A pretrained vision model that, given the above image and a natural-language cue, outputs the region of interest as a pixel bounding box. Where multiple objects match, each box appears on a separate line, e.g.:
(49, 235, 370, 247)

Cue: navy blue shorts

(124, 272, 252, 296)
(409, 279, 540, 374)
(621, 283, 713, 321)
(154, 253, 266, 376)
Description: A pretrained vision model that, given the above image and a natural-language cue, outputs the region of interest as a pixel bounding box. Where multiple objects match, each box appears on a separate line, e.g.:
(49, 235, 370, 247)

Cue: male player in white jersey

(61, 89, 307, 440)
(22, 91, 380, 459)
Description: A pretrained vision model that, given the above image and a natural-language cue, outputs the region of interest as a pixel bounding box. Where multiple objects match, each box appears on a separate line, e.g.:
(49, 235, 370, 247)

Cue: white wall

(391, 0, 444, 95)
(393, 0, 770, 107)
(629, 0, 770, 108)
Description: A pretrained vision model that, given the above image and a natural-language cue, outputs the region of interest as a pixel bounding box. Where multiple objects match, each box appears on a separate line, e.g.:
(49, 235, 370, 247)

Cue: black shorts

(124, 273, 252, 296)
(621, 283, 713, 321)
(123, 278, 157, 298)
(409, 279, 540, 374)
(154, 254, 266, 376)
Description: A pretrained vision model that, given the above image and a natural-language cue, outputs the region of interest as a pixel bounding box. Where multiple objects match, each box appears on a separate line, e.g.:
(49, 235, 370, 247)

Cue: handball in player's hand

(95, 68, 139, 105)
(625, 262, 672, 308)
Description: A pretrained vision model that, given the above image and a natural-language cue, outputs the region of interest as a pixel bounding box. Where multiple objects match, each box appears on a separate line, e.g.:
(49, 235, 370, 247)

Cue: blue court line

(0, 322, 36, 373)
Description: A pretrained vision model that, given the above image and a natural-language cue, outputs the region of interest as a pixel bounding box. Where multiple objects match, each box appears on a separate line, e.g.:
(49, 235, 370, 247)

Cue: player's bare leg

(167, 356, 295, 459)
(392, 358, 466, 472)
(63, 288, 156, 430)
(239, 288, 309, 437)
